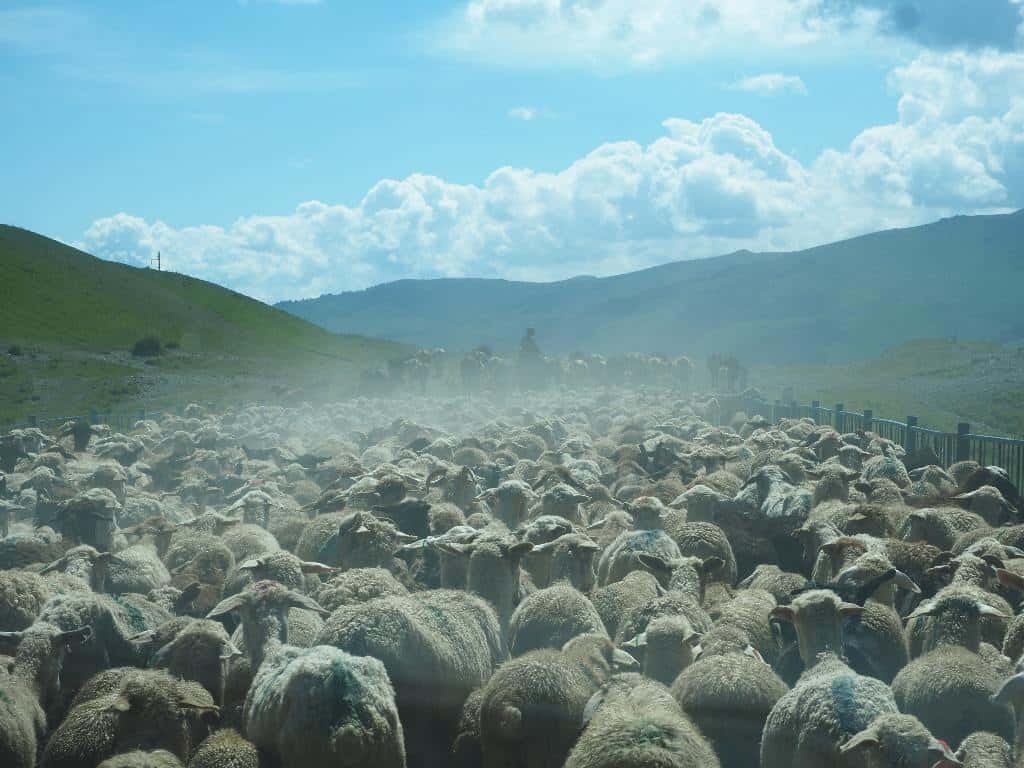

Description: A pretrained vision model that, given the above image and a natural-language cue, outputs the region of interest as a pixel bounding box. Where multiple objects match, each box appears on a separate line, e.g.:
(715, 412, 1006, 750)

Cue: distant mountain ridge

(277, 210, 1024, 364)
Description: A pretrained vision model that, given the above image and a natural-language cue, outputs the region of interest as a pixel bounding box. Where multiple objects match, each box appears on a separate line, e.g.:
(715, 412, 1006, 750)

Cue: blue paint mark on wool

(831, 675, 873, 737)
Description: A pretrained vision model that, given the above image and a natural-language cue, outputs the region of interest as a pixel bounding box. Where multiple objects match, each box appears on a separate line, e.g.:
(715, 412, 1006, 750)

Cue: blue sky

(2, 1, 1023, 302)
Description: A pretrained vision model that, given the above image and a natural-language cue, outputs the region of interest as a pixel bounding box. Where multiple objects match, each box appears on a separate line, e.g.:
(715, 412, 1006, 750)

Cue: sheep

(451, 689, 484, 768)
(149, 619, 238, 705)
(829, 551, 918, 682)
(838, 712, 967, 767)
(476, 480, 534, 527)
(737, 562, 804, 598)
(313, 566, 409, 612)
(54, 488, 121, 552)
(597, 528, 684, 587)
(621, 613, 701, 686)
(206, 580, 330, 725)
(662, 520, 738, 585)
(219, 523, 280, 563)
(106, 544, 171, 596)
(534, 483, 590, 524)
(892, 591, 1015, 747)
(0, 569, 53, 630)
(952, 485, 1018, 526)
(904, 507, 990, 550)
(760, 589, 899, 768)
(435, 536, 533, 636)
(30, 590, 148, 713)
(40, 669, 218, 768)
(187, 729, 259, 768)
(0, 623, 90, 768)
(224, 550, 333, 598)
(954, 731, 1013, 768)
(670, 623, 788, 768)
(526, 533, 599, 591)
(565, 672, 720, 768)
(294, 511, 414, 571)
(97, 750, 183, 768)
(40, 545, 113, 592)
(591, 569, 663, 640)
(478, 633, 638, 768)
(317, 589, 503, 767)
(507, 583, 606, 656)
(243, 643, 405, 768)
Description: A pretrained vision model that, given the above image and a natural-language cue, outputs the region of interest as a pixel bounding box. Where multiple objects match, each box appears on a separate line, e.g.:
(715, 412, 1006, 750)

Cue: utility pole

(150, 251, 162, 271)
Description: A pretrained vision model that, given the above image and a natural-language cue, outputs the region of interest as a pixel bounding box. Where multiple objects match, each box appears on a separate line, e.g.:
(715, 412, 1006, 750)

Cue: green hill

(278, 210, 1024, 363)
(0, 226, 407, 423)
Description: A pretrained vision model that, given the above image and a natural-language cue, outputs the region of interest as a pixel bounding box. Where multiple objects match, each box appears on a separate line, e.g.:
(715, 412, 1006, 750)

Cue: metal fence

(2, 407, 170, 434)
(738, 396, 1024, 490)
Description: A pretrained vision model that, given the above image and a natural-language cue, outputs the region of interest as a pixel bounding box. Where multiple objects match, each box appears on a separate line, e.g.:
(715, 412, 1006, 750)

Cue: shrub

(7, 344, 22, 356)
(131, 335, 162, 357)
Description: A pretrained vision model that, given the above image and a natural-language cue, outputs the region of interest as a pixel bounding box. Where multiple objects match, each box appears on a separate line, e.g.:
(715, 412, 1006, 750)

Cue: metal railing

(737, 396, 1024, 490)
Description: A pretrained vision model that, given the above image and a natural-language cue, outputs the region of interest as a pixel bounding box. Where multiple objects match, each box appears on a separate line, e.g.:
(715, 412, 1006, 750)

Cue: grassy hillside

(0, 226, 407, 423)
(755, 338, 1024, 437)
(279, 210, 1024, 364)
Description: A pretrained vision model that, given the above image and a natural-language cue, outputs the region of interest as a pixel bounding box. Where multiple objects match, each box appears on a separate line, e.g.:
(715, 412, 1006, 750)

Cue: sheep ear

(237, 559, 263, 571)
(299, 561, 336, 575)
(393, 531, 418, 544)
(770, 606, 795, 623)
(982, 554, 1007, 570)
(906, 600, 937, 620)
(585, 517, 606, 531)
(889, 570, 921, 594)
(39, 557, 65, 574)
(436, 542, 470, 557)
(178, 696, 219, 714)
(701, 557, 725, 576)
(620, 632, 647, 650)
(839, 730, 879, 755)
(506, 542, 534, 559)
(206, 593, 250, 619)
(996, 568, 1024, 593)
(530, 541, 554, 555)
(282, 591, 331, 617)
(838, 602, 864, 618)
(581, 689, 606, 728)
(637, 554, 671, 574)
(977, 603, 1008, 619)
(109, 696, 132, 713)
(993, 673, 1024, 705)
(685, 632, 703, 647)
(577, 540, 600, 553)
(0, 630, 25, 643)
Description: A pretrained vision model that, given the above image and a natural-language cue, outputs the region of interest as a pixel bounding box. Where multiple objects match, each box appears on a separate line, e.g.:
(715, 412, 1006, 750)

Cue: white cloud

(434, 0, 885, 72)
(80, 49, 1024, 304)
(508, 106, 539, 120)
(726, 73, 807, 95)
(434, 0, 1024, 72)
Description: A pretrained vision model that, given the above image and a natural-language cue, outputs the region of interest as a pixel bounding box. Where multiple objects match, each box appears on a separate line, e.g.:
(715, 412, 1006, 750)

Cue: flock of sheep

(1, 386, 1023, 768)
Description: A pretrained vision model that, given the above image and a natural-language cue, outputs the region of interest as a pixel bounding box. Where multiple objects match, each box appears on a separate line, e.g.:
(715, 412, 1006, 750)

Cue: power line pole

(150, 251, 162, 271)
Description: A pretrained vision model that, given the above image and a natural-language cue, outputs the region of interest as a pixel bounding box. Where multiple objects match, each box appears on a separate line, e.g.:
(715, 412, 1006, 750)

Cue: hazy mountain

(278, 210, 1024, 364)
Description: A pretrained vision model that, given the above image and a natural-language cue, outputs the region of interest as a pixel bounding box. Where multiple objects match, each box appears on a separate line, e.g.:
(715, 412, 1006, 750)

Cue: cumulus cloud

(80, 49, 1024, 304)
(726, 73, 808, 95)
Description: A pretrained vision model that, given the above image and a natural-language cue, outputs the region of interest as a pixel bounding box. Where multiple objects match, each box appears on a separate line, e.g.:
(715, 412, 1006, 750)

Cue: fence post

(956, 422, 971, 462)
(905, 416, 918, 453)
(835, 403, 844, 433)
(28, 415, 38, 428)
(89, 408, 99, 426)
(790, 400, 798, 419)
(773, 400, 781, 423)
(863, 409, 873, 434)
(137, 409, 145, 423)
(811, 401, 820, 424)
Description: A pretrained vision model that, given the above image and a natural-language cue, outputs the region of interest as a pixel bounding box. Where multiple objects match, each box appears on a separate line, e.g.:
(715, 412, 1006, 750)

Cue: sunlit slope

(0, 225, 406, 421)
(279, 210, 1024, 363)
